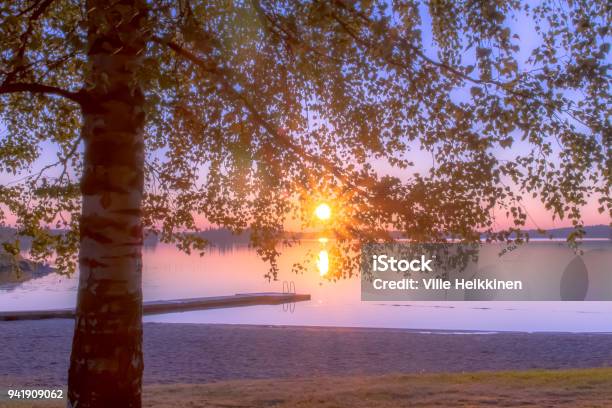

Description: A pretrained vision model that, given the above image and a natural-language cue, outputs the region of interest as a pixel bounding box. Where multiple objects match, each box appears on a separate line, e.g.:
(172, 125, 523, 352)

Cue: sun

(315, 203, 331, 221)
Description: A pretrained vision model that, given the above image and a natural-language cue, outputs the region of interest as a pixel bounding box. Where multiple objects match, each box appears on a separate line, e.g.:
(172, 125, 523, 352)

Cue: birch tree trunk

(68, 1, 149, 407)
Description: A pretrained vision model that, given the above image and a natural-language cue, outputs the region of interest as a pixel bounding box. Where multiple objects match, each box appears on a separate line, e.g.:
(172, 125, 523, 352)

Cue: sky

(0, 3, 609, 231)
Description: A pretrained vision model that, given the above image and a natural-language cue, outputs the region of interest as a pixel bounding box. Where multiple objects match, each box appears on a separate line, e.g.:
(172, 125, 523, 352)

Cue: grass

(2, 368, 612, 407)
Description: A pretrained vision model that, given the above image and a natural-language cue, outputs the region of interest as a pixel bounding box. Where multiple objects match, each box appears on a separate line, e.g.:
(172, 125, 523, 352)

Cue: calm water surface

(1, 241, 611, 333)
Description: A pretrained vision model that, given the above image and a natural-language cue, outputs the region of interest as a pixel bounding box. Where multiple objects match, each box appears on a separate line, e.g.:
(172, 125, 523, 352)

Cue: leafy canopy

(0, 0, 610, 278)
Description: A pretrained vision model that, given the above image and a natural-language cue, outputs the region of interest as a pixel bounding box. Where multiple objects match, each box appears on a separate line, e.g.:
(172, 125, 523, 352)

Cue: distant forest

(1, 225, 610, 250)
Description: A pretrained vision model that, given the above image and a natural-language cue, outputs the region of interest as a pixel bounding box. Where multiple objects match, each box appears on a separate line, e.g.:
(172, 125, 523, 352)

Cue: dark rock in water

(18, 259, 33, 273)
(0, 251, 54, 286)
(560, 256, 589, 301)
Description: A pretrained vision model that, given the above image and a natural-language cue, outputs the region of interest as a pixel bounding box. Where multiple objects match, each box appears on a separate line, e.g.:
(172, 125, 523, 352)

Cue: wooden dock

(0, 292, 311, 321)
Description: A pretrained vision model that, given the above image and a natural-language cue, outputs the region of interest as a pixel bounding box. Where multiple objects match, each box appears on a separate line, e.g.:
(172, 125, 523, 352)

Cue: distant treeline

(1, 225, 610, 250)
(522, 225, 611, 239)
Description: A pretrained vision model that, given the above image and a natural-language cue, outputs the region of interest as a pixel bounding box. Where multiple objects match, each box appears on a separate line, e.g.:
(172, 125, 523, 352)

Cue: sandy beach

(2, 321, 612, 407)
(1, 320, 612, 388)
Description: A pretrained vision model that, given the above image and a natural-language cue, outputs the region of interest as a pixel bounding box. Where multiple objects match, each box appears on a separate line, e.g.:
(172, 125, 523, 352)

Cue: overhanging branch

(152, 36, 373, 195)
(0, 82, 84, 104)
(4, 0, 57, 84)
(328, 1, 533, 101)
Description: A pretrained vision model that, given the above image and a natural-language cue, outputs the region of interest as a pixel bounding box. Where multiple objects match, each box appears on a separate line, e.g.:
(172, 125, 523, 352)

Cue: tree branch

(249, 0, 344, 64)
(0, 82, 84, 104)
(152, 36, 373, 195)
(4, 135, 82, 187)
(330, 0, 534, 101)
(4, 0, 56, 84)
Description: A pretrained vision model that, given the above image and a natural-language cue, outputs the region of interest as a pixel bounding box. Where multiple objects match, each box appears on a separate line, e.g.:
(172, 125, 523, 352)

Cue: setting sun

(315, 203, 331, 221)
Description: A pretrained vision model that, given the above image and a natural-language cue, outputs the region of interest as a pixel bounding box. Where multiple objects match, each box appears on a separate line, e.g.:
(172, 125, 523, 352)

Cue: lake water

(1, 240, 611, 333)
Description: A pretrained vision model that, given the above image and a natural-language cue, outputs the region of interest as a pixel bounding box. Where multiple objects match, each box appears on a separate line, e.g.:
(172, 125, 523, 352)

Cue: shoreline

(143, 320, 612, 335)
(2, 320, 612, 388)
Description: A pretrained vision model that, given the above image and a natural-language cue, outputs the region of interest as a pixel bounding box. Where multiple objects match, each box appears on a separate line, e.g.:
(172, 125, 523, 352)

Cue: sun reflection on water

(317, 249, 329, 276)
